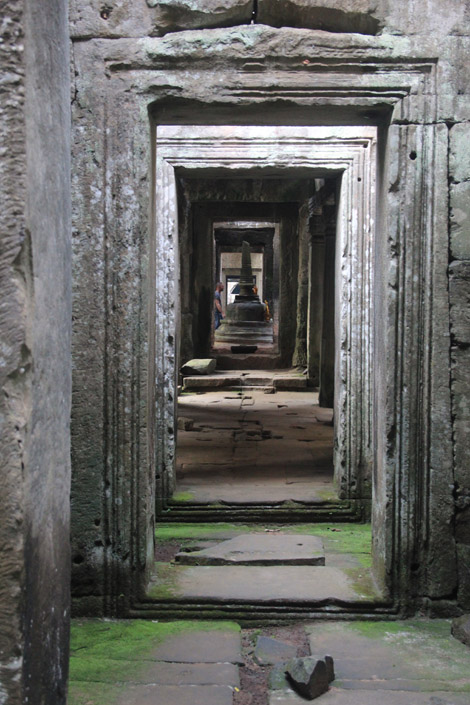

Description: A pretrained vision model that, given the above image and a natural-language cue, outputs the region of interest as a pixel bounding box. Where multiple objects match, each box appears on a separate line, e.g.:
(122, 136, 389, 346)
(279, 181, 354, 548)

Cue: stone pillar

(293, 196, 312, 367)
(319, 205, 336, 408)
(0, 0, 72, 702)
(307, 212, 326, 386)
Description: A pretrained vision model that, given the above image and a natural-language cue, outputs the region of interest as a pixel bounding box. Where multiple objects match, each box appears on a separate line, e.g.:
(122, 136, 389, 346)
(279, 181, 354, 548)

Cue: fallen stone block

(452, 614, 470, 647)
(177, 416, 194, 431)
(181, 358, 217, 375)
(285, 656, 334, 700)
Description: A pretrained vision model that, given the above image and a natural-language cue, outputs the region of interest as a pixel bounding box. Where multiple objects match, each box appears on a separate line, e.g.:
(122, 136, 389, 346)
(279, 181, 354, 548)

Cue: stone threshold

(130, 598, 398, 625)
(159, 499, 365, 523)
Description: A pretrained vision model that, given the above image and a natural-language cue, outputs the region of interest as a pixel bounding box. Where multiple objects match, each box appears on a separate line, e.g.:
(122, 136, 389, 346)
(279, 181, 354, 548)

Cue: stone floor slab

(70, 659, 239, 686)
(150, 630, 242, 664)
(270, 689, 470, 704)
(175, 534, 325, 566)
(117, 683, 234, 705)
(155, 565, 375, 602)
(175, 388, 335, 503)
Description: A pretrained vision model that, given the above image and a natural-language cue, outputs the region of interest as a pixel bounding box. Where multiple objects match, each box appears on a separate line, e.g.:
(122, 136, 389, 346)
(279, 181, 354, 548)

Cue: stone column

(0, 0, 72, 702)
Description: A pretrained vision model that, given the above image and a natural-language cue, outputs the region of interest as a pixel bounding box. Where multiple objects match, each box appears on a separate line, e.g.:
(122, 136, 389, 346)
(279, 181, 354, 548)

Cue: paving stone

(164, 565, 370, 601)
(254, 636, 298, 665)
(175, 534, 325, 566)
(117, 683, 234, 705)
(71, 659, 239, 685)
(305, 621, 470, 687)
(451, 614, 470, 647)
(181, 358, 217, 375)
(150, 629, 242, 664)
(269, 689, 470, 704)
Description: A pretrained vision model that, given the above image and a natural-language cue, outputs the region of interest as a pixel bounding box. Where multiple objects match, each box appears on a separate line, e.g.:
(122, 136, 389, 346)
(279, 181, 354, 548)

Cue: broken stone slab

(174, 534, 325, 566)
(285, 656, 334, 701)
(254, 636, 298, 665)
(181, 358, 217, 375)
(451, 614, 470, 647)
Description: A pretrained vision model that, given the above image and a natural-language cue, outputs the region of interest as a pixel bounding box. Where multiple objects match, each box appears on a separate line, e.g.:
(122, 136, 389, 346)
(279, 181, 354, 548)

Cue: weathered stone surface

(257, 0, 384, 34)
(117, 683, 234, 705)
(151, 0, 253, 35)
(181, 358, 217, 375)
(450, 181, 470, 259)
(451, 614, 470, 647)
(450, 123, 470, 184)
(449, 261, 470, 344)
(254, 637, 298, 665)
(1, 0, 72, 703)
(175, 534, 325, 566)
(183, 375, 241, 389)
(150, 629, 242, 664)
(149, 565, 374, 601)
(285, 657, 330, 700)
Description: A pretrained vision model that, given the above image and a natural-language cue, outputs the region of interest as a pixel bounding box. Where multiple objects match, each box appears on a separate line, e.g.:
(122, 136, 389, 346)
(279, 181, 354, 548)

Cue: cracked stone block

(452, 614, 470, 647)
(257, 0, 384, 34)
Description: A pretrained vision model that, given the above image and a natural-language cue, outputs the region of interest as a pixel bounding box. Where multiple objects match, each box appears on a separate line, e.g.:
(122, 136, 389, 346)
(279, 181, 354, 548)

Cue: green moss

(70, 618, 240, 660)
(69, 680, 121, 705)
(148, 562, 181, 598)
(155, 522, 253, 540)
(69, 619, 240, 703)
(171, 491, 195, 502)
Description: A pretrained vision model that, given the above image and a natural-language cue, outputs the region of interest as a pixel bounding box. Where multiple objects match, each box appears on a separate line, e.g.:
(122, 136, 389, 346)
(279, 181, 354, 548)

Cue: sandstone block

(181, 358, 217, 375)
(450, 123, 470, 184)
(257, 0, 384, 34)
(451, 347, 470, 485)
(449, 261, 470, 345)
(451, 182, 470, 260)
(151, 0, 252, 35)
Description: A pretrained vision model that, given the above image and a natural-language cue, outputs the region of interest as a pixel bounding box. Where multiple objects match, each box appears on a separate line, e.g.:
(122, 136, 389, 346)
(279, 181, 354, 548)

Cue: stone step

(149, 565, 378, 602)
(175, 534, 325, 566)
(182, 374, 307, 391)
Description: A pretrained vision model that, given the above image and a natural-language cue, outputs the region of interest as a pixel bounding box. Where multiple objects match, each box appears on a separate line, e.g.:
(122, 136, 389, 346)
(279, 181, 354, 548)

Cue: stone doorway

(155, 126, 376, 525)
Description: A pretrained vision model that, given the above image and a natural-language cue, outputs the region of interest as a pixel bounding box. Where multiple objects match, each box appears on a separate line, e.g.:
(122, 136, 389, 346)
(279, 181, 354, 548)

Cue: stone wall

(0, 0, 71, 702)
(69, 0, 470, 613)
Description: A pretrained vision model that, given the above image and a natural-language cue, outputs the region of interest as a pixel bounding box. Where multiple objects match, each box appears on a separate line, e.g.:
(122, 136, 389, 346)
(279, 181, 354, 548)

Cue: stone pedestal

(215, 240, 273, 344)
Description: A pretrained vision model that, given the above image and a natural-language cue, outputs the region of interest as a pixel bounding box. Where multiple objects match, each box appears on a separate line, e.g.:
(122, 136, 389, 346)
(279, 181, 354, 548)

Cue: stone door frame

(155, 125, 377, 512)
(72, 35, 453, 608)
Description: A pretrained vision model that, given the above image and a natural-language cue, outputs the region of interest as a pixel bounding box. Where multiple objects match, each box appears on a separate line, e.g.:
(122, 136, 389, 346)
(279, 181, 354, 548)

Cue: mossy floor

(68, 617, 470, 705)
(69, 619, 241, 705)
(151, 522, 377, 602)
